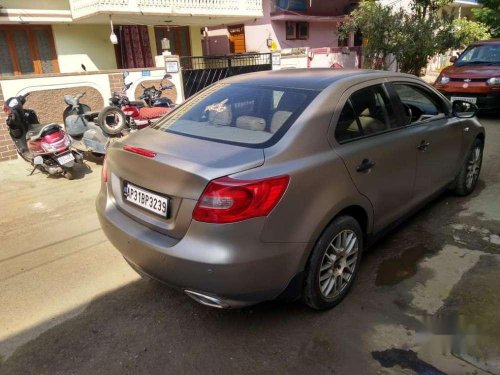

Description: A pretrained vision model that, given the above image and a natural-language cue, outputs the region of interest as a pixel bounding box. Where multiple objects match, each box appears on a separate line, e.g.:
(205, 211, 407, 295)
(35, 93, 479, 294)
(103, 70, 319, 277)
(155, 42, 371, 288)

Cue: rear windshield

(153, 83, 318, 147)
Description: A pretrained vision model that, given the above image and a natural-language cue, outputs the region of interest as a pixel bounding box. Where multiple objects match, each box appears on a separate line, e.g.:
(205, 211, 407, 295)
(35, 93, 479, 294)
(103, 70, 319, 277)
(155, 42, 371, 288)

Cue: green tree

(339, 1, 399, 70)
(340, 0, 490, 75)
(472, 0, 500, 38)
(452, 18, 491, 48)
(394, 10, 456, 75)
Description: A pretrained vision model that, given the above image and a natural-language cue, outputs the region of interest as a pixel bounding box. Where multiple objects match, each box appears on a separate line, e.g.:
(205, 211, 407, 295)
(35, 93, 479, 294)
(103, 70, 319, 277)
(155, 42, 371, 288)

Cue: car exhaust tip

(184, 290, 230, 309)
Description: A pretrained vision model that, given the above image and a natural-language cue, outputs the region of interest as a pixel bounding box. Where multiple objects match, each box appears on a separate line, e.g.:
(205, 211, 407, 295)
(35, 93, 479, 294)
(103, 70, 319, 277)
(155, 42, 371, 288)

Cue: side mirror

(449, 56, 457, 63)
(452, 100, 477, 118)
(123, 71, 129, 78)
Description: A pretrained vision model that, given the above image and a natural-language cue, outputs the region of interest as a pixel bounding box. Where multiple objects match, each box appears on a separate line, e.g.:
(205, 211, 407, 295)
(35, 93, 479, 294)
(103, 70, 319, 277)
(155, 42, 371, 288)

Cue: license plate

(124, 183, 168, 217)
(57, 153, 74, 165)
(450, 96, 477, 104)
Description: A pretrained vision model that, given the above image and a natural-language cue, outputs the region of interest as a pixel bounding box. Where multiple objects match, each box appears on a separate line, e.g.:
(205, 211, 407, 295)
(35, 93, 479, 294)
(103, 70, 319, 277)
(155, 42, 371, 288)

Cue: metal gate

(180, 53, 272, 98)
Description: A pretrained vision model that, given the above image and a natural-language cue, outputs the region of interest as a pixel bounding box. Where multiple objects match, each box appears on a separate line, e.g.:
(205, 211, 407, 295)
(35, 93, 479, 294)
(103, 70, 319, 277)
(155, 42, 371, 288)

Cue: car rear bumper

(440, 91, 500, 112)
(96, 188, 309, 308)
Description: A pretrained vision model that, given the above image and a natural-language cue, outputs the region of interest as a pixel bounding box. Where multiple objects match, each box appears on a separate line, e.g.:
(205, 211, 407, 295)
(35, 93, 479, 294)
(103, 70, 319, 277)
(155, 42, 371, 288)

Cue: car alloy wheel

(466, 144, 481, 190)
(318, 229, 359, 299)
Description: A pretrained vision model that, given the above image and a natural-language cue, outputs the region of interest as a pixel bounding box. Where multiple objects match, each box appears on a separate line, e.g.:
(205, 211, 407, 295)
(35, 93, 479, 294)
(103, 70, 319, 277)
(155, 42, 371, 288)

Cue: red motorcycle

(97, 73, 175, 134)
(4, 92, 83, 179)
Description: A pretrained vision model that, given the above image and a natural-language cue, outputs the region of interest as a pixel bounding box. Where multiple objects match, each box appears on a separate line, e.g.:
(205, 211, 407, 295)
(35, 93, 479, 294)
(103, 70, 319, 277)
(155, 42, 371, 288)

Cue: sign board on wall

(166, 61, 179, 73)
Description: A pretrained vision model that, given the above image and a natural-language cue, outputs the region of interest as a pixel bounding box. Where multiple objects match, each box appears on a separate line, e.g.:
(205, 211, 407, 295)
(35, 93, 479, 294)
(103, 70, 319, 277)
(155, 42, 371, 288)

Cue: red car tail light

(193, 175, 290, 223)
(101, 158, 108, 183)
(123, 145, 156, 158)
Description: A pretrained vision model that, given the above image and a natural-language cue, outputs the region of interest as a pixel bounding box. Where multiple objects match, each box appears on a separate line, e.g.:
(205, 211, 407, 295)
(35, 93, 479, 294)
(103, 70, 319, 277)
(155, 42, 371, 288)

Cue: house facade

(204, 0, 362, 56)
(0, 0, 263, 75)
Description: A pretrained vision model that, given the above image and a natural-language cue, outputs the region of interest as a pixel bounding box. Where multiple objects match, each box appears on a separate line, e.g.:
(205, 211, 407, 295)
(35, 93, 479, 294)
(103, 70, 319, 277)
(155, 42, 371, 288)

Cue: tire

(97, 106, 127, 135)
(452, 138, 483, 196)
(64, 167, 75, 180)
(303, 216, 363, 310)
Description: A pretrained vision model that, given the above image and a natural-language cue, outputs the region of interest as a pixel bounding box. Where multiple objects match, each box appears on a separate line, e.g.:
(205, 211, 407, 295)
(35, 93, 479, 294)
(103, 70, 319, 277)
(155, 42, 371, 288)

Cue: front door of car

(388, 82, 464, 202)
(331, 83, 419, 233)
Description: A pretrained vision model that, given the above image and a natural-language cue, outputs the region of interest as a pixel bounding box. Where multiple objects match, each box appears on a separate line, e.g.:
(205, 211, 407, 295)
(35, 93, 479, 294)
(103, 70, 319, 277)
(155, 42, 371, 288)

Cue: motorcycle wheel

(97, 106, 126, 135)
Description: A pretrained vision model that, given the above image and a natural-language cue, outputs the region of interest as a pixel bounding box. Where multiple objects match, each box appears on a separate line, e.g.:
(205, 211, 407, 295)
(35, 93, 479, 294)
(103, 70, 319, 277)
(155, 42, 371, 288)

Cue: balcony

(69, 0, 263, 24)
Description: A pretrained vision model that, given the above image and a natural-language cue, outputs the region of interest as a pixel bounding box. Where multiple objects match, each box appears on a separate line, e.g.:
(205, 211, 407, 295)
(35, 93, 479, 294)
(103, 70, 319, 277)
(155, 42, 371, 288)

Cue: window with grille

(0, 25, 59, 77)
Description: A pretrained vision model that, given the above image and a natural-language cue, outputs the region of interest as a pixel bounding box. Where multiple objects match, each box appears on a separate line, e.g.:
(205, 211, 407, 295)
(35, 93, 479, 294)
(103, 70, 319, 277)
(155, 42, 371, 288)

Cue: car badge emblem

(464, 78, 471, 83)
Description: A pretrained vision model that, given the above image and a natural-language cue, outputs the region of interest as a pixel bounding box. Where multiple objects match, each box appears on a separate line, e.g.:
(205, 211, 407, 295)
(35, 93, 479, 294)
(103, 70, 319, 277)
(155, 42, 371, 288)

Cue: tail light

(101, 158, 108, 183)
(3, 103, 11, 115)
(193, 175, 290, 224)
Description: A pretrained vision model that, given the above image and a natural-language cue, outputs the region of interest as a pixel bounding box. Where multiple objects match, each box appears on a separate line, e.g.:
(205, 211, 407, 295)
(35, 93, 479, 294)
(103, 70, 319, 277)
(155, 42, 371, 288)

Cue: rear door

(388, 81, 464, 203)
(331, 82, 418, 233)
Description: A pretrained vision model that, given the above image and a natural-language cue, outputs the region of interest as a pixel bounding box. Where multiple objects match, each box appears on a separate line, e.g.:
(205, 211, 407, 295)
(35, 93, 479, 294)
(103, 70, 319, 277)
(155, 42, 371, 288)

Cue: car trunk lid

(106, 128, 264, 239)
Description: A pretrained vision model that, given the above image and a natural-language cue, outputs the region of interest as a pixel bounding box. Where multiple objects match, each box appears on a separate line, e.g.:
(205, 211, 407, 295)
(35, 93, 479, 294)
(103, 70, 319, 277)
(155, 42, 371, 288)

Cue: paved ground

(0, 117, 499, 375)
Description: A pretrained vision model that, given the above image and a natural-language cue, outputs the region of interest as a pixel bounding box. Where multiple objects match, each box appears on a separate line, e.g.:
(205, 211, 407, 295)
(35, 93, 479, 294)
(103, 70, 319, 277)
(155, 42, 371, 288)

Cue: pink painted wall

(205, 0, 352, 55)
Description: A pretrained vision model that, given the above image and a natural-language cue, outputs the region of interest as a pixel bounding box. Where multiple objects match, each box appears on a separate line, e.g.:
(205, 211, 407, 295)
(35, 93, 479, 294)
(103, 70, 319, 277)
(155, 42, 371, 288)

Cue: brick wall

(0, 88, 18, 161)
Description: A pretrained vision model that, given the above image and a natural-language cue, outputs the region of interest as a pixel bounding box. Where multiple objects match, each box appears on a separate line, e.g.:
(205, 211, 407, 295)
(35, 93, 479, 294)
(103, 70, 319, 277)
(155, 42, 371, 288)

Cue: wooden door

(154, 26, 191, 57)
(228, 24, 246, 54)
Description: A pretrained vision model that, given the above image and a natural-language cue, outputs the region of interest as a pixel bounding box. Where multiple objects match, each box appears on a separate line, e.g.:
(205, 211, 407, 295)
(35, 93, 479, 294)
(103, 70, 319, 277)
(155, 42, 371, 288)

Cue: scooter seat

(138, 107, 171, 120)
(26, 123, 61, 141)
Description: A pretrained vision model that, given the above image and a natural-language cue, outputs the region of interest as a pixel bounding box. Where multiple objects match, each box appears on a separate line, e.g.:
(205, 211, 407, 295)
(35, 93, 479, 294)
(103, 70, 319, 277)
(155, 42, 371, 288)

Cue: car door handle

(356, 159, 376, 173)
(417, 140, 430, 151)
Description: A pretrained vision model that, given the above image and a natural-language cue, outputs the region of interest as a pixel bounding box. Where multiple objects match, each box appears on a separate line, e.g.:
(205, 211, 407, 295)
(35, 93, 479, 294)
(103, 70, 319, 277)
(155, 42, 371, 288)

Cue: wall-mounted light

(109, 15, 118, 45)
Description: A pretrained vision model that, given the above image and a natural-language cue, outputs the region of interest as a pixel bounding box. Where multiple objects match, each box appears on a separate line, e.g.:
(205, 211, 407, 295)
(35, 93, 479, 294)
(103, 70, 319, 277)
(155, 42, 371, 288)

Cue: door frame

(154, 26, 192, 57)
(227, 24, 246, 54)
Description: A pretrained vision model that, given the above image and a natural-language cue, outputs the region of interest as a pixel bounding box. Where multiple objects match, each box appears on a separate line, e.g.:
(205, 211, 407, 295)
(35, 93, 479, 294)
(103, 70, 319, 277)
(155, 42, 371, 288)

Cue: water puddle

(375, 244, 432, 286)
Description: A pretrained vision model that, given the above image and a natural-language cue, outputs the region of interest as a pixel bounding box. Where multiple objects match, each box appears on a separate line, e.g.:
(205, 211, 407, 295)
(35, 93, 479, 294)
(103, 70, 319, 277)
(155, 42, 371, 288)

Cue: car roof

(473, 38, 500, 45)
(221, 68, 417, 90)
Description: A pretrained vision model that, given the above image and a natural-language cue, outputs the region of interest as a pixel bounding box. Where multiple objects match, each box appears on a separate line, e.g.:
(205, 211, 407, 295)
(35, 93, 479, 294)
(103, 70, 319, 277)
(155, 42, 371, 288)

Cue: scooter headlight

(41, 142, 57, 153)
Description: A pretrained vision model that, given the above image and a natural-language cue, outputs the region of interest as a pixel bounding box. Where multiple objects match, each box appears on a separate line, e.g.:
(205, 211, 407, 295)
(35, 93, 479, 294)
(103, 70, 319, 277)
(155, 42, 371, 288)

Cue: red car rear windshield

(153, 83, 318, 147)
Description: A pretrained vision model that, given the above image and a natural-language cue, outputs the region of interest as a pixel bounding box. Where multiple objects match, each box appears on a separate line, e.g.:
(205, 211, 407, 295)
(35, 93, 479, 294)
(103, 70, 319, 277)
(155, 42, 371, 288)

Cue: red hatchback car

(434, 39, 500, 112)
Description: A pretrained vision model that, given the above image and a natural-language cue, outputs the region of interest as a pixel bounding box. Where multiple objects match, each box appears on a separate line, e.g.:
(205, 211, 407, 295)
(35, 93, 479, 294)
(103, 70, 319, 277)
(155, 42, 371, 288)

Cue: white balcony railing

(70, 0, 263, 20)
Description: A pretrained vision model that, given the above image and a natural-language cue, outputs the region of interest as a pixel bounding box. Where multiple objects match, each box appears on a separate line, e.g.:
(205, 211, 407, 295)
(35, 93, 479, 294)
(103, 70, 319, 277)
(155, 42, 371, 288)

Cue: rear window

(153, 83, 318, 147)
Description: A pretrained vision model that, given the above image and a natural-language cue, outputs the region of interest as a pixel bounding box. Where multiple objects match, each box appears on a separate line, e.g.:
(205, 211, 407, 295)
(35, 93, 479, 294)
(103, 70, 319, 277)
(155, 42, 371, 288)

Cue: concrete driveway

(1, 117, 499, 375)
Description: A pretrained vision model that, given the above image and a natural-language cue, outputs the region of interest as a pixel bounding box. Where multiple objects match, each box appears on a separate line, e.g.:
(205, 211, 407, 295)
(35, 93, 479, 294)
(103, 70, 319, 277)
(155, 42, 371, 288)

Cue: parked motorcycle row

(3, 73, 175, 180)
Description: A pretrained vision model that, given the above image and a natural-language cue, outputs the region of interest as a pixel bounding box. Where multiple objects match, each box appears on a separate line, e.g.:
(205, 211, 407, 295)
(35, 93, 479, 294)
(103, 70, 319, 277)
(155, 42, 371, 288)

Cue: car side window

(349, 85, 397, 136)
(335, 100, 363, 142)
(393, 83, 445, 125)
